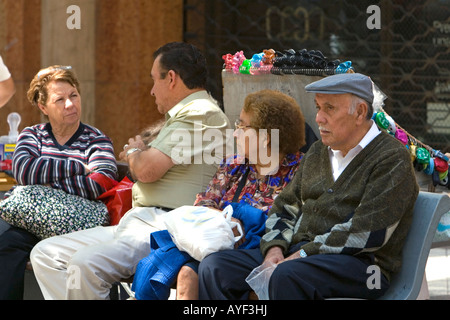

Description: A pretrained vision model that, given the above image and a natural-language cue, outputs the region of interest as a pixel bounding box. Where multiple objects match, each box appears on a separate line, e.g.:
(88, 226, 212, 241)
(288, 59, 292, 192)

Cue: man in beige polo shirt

(30, 42, 231, 300)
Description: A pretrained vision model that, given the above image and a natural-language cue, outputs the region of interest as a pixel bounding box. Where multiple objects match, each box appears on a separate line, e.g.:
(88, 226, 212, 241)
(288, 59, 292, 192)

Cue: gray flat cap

(305, 73, 374, 104)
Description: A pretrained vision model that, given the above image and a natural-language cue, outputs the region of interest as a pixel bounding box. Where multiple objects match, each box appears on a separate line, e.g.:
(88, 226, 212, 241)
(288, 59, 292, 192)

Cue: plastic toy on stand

(0, 112, 21, 172)
(256, 49, 275, 74)
(222, 53, 233, 71)
(232, 51, 246, 74)
(248, 52, 264, 75)
(222, 47, 347, 76)
(1, 112, 21, 143)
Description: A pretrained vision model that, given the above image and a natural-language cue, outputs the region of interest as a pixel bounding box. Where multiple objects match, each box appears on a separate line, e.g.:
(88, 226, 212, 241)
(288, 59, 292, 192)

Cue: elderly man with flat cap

(198, 73, 419, 300)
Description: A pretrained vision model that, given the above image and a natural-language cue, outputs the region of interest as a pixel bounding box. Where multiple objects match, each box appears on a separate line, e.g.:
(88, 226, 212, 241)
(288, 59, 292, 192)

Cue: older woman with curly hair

(132, 89, 308, 300)
(235, 89, 306, 176)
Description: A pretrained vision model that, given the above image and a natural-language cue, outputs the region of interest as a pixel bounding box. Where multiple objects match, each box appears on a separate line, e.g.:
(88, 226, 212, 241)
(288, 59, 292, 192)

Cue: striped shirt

(12, 122, 117, 200)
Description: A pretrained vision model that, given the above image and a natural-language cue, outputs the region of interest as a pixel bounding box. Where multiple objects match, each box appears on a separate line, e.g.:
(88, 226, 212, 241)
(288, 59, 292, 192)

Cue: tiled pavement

(426, 246, 450, 300)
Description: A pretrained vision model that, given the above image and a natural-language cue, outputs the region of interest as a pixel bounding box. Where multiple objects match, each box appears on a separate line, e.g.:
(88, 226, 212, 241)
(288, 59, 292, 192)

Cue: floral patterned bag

(0, 185, 109, 239)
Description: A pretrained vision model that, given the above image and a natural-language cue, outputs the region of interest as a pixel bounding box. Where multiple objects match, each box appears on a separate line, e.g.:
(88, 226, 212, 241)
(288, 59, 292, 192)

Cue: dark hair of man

(153, 42, 207, 90)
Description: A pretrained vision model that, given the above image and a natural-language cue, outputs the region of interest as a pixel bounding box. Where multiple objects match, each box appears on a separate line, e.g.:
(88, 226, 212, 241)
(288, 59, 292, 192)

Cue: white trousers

(30, 207, 168, 300)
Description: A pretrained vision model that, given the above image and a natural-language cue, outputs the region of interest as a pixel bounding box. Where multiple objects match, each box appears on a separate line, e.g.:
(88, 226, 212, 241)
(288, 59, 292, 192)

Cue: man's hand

(119, 135, 147, 161)
(282, 250, 303, 262)
(263, 246, 285, 265)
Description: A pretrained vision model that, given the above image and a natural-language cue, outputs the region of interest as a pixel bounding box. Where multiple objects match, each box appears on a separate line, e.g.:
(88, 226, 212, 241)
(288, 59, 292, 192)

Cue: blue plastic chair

(378, 191, 450, 300)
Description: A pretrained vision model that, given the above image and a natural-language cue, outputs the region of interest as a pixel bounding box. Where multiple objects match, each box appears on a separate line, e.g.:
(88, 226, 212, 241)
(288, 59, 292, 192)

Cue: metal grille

(184, 0, 450, 153)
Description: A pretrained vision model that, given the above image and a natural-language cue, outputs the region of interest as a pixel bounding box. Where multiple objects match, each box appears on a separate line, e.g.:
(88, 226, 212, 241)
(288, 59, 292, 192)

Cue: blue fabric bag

(132, 230, 191, 300)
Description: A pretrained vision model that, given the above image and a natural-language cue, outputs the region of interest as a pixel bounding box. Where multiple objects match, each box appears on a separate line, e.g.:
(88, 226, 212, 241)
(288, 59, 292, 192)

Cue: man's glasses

(234, 119, 252, 130)
(37, 66, 72, 79)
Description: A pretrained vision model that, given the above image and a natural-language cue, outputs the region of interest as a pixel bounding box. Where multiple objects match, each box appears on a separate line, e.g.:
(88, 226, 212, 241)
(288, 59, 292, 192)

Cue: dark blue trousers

(198, 243, 389, 300)
(0, 226, 39, 300)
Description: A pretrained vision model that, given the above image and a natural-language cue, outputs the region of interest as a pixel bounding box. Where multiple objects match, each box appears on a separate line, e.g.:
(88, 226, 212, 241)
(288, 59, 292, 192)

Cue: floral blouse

(194, 152, 303, 214)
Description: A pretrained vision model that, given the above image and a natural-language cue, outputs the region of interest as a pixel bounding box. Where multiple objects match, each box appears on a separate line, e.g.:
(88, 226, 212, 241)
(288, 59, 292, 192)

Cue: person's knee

(68, 247, 95, 273)
(178, 265, 198, 283)
(268, 260, 290, 285)
(198, 252, 224, 279)
(268, 260, 309, 299)
(30, 238, 57, 268)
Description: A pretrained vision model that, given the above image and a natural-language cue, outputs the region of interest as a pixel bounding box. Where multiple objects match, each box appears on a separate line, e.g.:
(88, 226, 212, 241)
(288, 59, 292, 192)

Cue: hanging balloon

(439, 169, 448, 181)
(409, 144, 417, 162)
(395, 128, 408, 145)
(434, 157, 449, 173)
(415, 147, 430, 164)
(386, 115, 396, 134)
(375, 112, 389, 130)
(439, 170, 449, 186)
(423, 157, 435, 175)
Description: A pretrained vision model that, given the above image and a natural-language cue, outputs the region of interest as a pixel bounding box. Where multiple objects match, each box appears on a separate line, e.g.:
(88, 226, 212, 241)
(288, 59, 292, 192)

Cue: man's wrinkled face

(315, 93, 359, 152)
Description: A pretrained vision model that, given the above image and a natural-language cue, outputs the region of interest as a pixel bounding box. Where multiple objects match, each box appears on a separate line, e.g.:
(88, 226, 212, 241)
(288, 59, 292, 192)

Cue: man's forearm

(0, 77, 15, 108)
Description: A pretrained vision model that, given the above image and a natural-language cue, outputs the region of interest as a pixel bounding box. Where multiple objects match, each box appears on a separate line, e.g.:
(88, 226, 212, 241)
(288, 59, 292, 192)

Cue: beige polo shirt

(132, 90, 231, 209)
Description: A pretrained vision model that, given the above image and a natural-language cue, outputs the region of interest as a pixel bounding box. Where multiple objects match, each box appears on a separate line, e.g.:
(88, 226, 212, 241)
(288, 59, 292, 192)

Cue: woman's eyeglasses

(234, 119, 252, 130)
(37, 66, 72, 79)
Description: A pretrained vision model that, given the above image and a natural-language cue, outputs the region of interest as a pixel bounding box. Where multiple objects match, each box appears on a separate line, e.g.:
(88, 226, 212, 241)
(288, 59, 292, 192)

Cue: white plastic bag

(163, 205, 243, 261)
(245, 261, 277, 300)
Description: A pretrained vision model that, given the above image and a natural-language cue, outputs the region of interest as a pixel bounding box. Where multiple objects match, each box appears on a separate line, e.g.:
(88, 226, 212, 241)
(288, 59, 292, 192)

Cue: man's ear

(356, 102, 368, 122)
(167, 70, 177, 89)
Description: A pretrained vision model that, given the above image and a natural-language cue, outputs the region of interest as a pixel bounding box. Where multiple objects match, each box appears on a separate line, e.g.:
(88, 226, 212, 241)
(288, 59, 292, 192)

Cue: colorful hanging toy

(371, 84, 449, 188)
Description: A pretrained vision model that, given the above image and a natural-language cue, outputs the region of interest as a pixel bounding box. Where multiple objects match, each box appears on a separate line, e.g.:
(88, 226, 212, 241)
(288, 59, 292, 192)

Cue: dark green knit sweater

(261, 132, 419, 279)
